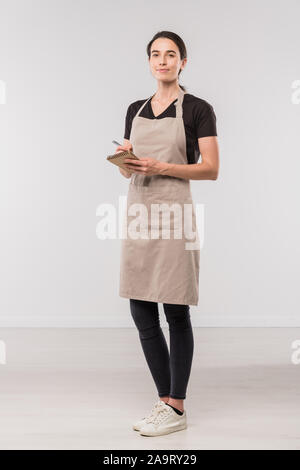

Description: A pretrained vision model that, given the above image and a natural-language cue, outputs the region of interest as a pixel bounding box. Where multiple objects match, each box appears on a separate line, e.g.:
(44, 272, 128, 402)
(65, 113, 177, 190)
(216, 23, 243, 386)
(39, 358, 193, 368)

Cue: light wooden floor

(0, 327, 299, 450)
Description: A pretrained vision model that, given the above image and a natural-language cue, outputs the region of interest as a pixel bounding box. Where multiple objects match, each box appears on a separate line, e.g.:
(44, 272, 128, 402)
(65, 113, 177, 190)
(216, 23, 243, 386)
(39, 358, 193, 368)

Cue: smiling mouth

(158, 70, 169, 72)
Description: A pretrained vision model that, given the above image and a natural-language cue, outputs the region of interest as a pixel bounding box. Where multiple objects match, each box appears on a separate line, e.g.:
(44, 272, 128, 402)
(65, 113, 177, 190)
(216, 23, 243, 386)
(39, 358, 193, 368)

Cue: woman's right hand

(116, 144, 133, 178)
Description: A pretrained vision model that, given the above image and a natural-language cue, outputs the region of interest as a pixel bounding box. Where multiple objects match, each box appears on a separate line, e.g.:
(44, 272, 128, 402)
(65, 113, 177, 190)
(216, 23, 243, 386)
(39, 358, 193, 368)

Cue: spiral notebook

(106, 149, 140, 171)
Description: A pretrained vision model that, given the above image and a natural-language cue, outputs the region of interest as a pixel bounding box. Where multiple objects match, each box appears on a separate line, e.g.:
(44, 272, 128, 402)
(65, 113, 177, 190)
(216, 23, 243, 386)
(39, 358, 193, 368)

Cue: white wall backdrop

(0, 0, 299, 327)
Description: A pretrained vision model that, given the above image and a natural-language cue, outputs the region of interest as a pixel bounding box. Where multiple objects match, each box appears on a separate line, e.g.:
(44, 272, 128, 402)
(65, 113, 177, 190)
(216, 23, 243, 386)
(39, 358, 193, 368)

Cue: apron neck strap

(136, 95, 153, 117)
(175, 87, 185, 118)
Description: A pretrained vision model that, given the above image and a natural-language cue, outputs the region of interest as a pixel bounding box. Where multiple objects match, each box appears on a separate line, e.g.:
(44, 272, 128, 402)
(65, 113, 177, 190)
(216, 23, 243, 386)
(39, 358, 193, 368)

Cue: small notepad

(106, 149, 140, 171)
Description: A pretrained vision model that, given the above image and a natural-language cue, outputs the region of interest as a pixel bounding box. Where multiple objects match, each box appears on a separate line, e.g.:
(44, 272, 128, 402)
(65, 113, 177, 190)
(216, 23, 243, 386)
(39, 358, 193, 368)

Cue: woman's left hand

(123, 157, 167, 176)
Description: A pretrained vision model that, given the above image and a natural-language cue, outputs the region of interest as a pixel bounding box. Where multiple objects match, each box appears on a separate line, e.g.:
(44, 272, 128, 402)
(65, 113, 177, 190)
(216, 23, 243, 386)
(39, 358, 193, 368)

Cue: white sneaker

(132, 399, 166, 432)
(139, 401, 187, 437)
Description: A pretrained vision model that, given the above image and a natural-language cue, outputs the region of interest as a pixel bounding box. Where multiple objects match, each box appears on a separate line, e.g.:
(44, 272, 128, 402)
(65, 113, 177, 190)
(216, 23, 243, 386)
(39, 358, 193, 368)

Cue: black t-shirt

(123, 92, 217, 164)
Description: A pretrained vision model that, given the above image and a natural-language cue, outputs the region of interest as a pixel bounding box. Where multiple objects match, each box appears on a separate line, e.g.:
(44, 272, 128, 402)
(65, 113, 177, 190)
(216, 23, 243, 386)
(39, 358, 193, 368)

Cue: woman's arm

(160, 136, 219, 180)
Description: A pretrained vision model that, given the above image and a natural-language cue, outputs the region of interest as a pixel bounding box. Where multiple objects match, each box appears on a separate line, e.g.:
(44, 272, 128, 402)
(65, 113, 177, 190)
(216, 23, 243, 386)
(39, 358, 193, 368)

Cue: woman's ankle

(159, 395, 169, 403)
(167, 398, 184, 412)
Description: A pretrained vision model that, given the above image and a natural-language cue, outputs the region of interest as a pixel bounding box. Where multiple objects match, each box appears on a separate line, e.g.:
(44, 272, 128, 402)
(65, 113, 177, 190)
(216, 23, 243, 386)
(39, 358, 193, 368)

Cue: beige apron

(119, 88, 200, 305)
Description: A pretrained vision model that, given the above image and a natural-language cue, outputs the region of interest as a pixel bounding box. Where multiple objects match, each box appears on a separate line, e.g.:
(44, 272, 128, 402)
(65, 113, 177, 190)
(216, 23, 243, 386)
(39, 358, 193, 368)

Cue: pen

(112, 140, 121, 146)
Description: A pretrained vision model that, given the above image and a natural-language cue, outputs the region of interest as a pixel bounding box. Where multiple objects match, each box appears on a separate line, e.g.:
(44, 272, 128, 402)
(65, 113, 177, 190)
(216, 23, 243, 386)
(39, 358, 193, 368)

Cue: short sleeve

(194, 101, 217, 138)
(123, 103, 133, 140)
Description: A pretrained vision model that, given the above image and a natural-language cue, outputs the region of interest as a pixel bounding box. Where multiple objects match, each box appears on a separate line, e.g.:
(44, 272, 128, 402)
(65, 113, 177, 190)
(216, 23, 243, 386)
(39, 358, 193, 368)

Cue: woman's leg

(129, 298, 171, 399)
(162, 303, 194, 409)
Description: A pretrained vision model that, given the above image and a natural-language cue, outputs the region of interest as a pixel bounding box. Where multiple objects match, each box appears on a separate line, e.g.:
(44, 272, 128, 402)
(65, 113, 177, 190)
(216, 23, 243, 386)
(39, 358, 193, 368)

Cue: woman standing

(117, 31, 219, 437)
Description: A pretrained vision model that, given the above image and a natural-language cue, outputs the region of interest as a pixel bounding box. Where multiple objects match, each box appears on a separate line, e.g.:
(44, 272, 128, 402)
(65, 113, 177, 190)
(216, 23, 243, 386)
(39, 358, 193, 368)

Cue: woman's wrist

(119, 167, 132, 178)
(158, 161, 173, 175)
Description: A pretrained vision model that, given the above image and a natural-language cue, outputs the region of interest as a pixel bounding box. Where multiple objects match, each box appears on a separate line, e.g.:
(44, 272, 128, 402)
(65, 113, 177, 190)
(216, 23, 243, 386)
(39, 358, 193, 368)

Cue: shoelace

(144, 401, 165, 423)
(145, 406, 171, 425)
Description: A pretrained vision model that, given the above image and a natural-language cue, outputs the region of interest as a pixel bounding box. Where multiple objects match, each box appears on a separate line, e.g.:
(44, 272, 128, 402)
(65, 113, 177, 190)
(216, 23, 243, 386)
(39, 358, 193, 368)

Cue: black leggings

(129, 299, 194, 400)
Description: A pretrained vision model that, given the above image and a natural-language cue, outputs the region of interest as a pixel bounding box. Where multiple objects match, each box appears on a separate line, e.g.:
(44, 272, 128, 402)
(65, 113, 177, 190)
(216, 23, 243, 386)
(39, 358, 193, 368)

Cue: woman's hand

(123, 156, 167, 176)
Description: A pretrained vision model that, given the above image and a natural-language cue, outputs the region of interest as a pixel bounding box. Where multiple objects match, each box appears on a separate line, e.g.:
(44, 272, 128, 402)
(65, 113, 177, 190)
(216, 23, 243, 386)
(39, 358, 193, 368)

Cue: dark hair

(146, 31, 187, 92)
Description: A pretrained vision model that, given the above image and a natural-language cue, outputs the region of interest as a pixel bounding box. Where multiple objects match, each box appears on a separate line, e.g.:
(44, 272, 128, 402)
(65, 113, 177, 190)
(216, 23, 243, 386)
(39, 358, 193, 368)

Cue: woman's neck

(152, 84, 181, 103)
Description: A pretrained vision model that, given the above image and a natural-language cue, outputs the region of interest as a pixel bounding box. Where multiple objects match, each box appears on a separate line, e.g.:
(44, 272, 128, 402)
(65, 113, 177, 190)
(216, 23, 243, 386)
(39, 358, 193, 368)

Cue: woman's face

(149, 37, 186, 85)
